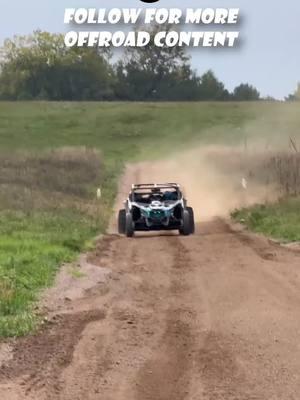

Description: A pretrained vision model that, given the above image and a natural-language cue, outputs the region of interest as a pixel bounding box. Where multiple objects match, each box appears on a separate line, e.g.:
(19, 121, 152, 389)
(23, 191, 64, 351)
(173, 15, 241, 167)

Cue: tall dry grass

(0, 147, 104, 215)
(0, 147, 110, 337)
(199, 142, 300, 206)
(265, 152, 300, 196)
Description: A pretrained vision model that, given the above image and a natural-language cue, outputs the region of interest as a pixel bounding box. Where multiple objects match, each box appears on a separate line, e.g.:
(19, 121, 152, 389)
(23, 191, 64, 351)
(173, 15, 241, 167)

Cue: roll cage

(129, 183, 183, 204)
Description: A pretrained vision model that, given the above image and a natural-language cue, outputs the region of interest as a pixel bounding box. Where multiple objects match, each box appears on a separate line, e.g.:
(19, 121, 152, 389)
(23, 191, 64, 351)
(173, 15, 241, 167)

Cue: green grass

(0, 101, 300, 337)
(0, 210, 102, 337)
(1, 101, 299, 160)
(232, 197, 300, 243)
(0, 148, 111, 337)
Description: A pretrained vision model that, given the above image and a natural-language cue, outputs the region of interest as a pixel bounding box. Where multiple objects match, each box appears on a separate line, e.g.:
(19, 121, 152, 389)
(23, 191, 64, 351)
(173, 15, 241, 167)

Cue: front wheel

(187, 207, 195, 234)
(125, 213, 134, 237)
(118, 209, 126, 234)
(179, 209, 191, 236)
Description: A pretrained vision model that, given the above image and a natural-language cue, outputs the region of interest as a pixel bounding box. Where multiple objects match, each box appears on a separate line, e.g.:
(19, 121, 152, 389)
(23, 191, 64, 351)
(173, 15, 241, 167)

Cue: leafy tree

(0, 30, 263, 102)
(233, 83, 260, 101)
(0, 31, 115, 100)
(198, 70, 229, 101)
(115, 25, 200, 101)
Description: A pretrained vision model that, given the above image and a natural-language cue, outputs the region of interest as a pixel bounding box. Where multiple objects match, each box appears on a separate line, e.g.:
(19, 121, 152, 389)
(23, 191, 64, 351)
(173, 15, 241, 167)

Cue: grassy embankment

(232, 149, 300, 242)
(0, 101, 299, 336)
(232, 198, 300, 242)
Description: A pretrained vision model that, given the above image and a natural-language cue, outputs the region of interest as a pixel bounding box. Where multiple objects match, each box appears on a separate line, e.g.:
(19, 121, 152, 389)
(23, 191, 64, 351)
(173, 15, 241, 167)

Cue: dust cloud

(127, 145, 278, 221)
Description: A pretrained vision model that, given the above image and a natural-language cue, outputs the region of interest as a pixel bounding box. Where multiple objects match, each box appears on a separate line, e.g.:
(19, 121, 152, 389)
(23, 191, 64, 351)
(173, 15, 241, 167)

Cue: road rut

(1, 161, 300, 400)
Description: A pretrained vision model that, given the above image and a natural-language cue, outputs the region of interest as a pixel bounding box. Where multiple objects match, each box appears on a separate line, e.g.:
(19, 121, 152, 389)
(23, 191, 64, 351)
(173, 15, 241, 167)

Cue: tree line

(0, 30, 261, 102)
(285, 83, 300, 101)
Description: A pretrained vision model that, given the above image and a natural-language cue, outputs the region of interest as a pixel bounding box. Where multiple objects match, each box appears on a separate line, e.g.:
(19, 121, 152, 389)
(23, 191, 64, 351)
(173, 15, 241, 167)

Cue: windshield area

(133, 189, 179, 204)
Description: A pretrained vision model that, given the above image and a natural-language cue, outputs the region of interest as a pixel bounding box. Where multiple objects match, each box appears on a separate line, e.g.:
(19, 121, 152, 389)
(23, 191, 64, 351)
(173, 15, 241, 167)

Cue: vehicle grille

(150, 210, 165, 220)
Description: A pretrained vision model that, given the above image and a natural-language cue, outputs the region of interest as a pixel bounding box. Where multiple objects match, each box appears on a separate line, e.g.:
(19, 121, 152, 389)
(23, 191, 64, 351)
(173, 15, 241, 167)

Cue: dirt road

(1, 154, 300, 400)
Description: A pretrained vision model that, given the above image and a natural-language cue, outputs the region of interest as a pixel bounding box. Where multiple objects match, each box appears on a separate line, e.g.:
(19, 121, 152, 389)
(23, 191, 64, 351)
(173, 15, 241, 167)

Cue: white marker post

(242, 178, 247, 190)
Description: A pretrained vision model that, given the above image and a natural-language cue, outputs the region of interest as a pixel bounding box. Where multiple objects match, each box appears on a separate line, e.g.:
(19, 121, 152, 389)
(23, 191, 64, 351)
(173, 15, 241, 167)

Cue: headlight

(150, 210, 165, 219)
(141, 209, 150, 217)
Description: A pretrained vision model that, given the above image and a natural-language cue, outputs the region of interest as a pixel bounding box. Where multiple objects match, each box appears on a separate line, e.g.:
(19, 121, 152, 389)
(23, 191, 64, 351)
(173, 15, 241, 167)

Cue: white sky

(0, 0, 299, 99)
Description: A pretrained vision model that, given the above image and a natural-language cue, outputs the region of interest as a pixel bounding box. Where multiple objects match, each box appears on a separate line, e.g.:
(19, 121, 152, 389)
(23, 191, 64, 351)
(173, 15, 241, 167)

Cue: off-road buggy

(118, 183, 195, 237)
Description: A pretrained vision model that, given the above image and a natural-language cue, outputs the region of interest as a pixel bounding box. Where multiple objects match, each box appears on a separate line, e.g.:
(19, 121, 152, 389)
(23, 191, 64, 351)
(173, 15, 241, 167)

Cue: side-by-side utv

(118, 183, 195, 237)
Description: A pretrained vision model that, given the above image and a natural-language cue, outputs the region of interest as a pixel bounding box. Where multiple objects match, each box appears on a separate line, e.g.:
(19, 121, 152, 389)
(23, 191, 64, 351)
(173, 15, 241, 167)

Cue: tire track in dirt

(0, 227, 207, 400)
(0, 310, 105, 398)
(134, 237, 197, 400)
(2, 157, 300, 400)
(1, 220, 300, 400)
(44, 233, 195, 400)
(184, 219, 300, 400)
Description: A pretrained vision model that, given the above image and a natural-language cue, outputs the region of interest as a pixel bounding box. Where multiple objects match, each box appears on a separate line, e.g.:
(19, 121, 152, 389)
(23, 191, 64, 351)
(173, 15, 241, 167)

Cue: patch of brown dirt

(1, 151, 300, 400)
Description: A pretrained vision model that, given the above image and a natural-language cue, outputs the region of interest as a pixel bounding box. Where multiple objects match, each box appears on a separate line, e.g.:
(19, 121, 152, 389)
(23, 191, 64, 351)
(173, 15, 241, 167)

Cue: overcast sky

(0, 0, 299, 99)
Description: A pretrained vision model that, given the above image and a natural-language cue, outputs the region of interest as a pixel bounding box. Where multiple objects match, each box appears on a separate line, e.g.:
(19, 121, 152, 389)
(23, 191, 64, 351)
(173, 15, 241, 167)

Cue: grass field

(232, 197, 300, 242)
(1, 101, 298, 157)
(0, 101, 299, 337)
